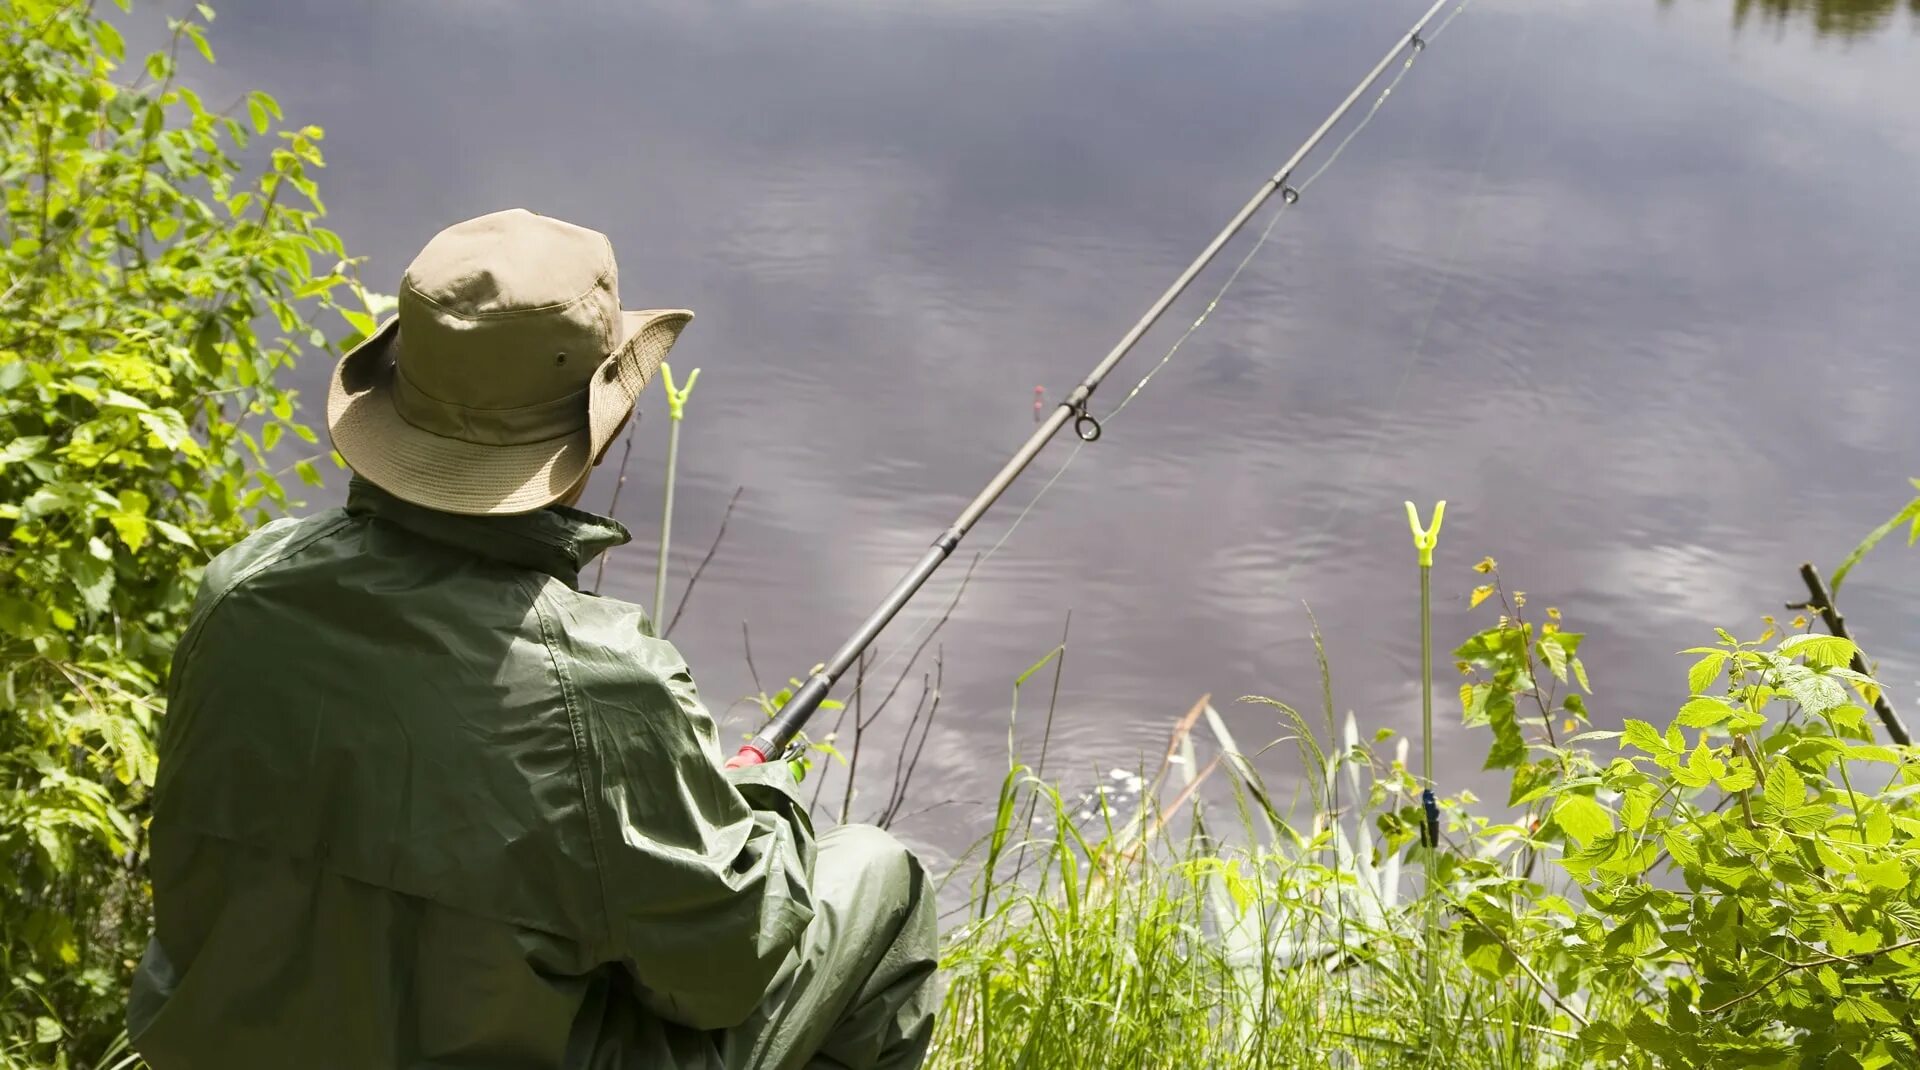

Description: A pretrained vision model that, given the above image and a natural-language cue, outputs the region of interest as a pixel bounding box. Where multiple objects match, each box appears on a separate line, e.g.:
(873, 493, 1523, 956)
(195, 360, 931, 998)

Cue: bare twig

(880, 652, 944, 828)
(840, 649, 871, 825)
(741, 621, 763, 694)
(1790, 561, 1911, 745)
(591, 414, 642, 596)
(1705, 935, 1920, 1015)
(851, 554, 980, 723)
(816, 557, 979, 822)
(663, 485, 742, 638)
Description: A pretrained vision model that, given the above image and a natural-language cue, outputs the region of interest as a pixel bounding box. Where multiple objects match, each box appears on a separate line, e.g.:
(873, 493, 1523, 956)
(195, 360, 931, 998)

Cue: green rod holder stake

(1406, 499, 1445, 1056)
(654, 363, 700, 630)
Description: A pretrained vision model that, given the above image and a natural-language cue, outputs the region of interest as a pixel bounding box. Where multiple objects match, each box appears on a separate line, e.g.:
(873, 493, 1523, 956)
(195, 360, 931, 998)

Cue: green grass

(926, 711, 1594, 1069)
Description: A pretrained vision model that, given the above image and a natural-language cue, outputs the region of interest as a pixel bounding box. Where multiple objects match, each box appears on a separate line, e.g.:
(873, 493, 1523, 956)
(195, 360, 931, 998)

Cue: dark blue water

(168, 0, 1920, 862)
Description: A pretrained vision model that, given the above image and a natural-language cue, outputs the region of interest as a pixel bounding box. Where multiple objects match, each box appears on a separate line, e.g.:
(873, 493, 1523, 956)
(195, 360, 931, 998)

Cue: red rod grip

(726, 744, 768, 769)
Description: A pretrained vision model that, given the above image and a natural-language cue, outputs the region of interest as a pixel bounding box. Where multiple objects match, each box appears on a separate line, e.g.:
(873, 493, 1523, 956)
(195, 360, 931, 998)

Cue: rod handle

(726, 742, 770, 769)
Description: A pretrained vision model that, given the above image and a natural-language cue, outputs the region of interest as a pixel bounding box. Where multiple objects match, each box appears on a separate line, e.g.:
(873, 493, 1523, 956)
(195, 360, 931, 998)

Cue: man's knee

(820, 824, 919, 883)
(816, 825, 933, 949)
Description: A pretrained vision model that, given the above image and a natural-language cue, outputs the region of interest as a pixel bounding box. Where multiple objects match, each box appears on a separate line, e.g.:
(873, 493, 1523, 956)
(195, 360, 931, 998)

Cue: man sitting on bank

(128, 209, 938, 1069)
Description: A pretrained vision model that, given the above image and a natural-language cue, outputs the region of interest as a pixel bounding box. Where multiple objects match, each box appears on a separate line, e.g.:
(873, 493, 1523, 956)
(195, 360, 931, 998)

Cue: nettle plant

(1452, 564, 1920, 1069)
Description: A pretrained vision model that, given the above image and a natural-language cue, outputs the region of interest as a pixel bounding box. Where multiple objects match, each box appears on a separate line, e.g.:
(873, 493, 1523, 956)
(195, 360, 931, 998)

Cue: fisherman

(127, 209, 939, 1069)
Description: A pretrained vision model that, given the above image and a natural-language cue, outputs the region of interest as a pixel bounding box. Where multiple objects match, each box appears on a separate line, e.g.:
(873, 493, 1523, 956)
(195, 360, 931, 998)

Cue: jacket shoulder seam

(522, 576, 617, 957)
(175, 514, 354, 668)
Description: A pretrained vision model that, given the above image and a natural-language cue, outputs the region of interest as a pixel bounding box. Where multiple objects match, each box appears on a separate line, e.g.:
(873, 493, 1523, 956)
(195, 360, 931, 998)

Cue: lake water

(173, 0, 1920, 862)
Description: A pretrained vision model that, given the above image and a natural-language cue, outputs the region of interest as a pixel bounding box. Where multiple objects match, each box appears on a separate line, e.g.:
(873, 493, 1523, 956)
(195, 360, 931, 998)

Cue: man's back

(131, 481, 822, 1068)
(131, 210, 935, 1070)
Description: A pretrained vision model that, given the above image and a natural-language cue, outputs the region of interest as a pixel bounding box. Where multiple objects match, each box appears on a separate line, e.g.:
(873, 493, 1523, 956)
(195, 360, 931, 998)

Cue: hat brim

(326, 308, 692, 516)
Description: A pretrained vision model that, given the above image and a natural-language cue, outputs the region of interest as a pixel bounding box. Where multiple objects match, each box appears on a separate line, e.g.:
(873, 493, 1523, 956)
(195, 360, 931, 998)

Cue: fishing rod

(730, 0, 1460, 768)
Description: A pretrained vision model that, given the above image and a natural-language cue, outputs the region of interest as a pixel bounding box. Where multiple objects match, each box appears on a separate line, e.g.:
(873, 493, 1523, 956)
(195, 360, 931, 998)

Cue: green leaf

(184, 24, 215, 64)
(1686, 651, 1726, 695)
(1483, 687, 1525, 770)
(1552, 793, 1612, 847)
(70, 556, 114, 614)
(1776, 665, 1848, 715)
(1832, 494, 1920, 594)
(1835, 995, 1900, 1025)
(1675, 696, 1736, 728)
(1540, 635, 1569, 682)
(1846, 743, 1901, 764)
(1620, 786, 1654, 830)
(1658, 826, 1704, 868)
(0, 435, 49, 468)
(1779, 633, 1858, 669)
(1765, 761, 1806, 811)
(1859, 857, 1910, 891)
(1622, 719, 1670, 758)
(340, 308, 376, 336)
(152, 519, 198, 548)
(96, 19, 126, 60)
(295, 460, 322, 486)
(1716, 756, 1756, 793)
(1673, 739, 1724, 789)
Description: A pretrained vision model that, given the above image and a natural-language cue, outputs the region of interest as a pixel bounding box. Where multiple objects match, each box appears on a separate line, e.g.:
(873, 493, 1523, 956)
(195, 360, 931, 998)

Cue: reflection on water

(1671, 0, 1920, 37)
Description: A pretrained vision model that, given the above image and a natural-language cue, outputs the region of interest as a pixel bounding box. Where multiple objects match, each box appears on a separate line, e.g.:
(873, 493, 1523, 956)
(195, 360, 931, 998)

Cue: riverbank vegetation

(927, 569, 1920, 1069)
(7, 3, 1920, 1068)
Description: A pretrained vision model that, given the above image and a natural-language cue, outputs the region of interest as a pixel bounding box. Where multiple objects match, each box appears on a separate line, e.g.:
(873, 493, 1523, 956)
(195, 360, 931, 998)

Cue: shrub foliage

(0, 2, 371, 1062)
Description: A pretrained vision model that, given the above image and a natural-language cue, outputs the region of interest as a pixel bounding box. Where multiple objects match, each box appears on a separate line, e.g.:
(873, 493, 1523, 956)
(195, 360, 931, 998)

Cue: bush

(0, 2, 372, 1063)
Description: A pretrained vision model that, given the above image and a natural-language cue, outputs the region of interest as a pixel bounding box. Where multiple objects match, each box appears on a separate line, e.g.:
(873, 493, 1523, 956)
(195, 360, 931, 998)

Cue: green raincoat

(129, 479, 937, 1069)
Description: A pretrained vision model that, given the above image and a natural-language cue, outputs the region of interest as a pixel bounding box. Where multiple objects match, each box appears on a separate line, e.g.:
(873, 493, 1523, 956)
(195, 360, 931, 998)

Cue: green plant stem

(1455, 899, 1589, 1028)
(653, 413, 681, 628)
(1421, 559, 1439, 1055)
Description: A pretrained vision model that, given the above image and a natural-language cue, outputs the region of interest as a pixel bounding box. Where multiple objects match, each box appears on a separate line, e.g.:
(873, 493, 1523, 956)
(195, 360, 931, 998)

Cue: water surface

(177, 0, 1920, 861)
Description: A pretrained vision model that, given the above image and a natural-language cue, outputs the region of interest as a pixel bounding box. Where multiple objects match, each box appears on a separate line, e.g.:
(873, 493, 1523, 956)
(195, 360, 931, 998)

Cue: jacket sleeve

(545, 593, 817, 1030)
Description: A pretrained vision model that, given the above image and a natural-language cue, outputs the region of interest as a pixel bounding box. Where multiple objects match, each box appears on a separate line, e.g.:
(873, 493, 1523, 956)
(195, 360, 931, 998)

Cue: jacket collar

(346, 477, 629, 587)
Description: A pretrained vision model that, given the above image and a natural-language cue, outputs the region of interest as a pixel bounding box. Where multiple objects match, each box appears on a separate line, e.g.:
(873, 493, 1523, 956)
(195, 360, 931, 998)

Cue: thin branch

(663, 485, 742, 638)
(741, 621, 763, 695)
(590, 414, 642, 596)
(850, 553, 980, 727)
(1705, 935, 1920, 1016)
(839, 648, 871, 825)
(880, 652, 944, 828)
(1456, 902, 1590, 1028)
(1793, 561, 1911, 745)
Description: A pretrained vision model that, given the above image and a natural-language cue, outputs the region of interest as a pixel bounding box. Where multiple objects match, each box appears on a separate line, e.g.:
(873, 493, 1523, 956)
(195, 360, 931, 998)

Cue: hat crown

(396, 209, 619, 412)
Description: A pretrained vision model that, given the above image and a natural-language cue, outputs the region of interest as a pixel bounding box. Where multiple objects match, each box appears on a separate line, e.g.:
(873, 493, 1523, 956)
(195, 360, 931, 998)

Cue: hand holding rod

(729, 0, 1459, 768)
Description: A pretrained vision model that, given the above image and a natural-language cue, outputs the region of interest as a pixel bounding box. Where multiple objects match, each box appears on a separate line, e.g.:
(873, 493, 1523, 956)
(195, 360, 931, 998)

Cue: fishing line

(738, 0, 1484, 767)
(1247, 0, 1537, 609)
(812, 1, 1476, 731)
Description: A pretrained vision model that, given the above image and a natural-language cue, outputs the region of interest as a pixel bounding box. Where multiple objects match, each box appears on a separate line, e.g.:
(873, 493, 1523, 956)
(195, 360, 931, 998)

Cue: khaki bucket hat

(327, 208, 692, 516)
